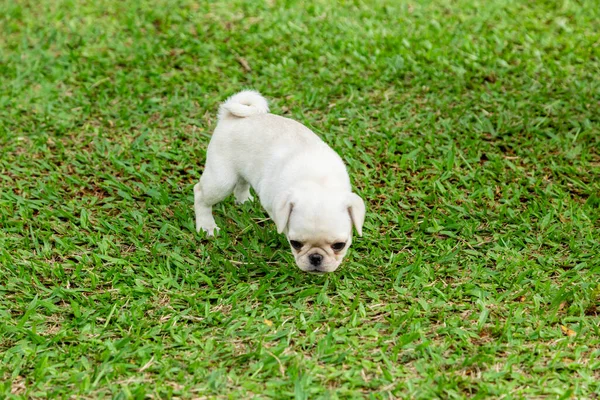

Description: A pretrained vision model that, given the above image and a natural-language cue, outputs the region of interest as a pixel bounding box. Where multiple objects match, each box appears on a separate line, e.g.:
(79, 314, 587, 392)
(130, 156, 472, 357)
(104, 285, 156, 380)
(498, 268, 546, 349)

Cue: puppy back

(218, 90, 269, 120)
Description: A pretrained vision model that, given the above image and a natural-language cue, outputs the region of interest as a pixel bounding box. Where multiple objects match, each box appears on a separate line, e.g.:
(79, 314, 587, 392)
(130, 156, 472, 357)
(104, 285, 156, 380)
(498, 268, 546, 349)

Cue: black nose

(308, 253, 323, 266)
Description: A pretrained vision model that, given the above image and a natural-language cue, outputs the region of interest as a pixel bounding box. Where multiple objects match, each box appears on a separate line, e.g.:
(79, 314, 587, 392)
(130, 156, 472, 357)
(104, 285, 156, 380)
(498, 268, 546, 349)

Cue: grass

(1, 0, 599, 398)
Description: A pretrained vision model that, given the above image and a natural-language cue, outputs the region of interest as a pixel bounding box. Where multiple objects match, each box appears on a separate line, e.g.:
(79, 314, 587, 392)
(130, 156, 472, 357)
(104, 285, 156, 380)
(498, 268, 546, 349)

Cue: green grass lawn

(1, 0, 599, 398)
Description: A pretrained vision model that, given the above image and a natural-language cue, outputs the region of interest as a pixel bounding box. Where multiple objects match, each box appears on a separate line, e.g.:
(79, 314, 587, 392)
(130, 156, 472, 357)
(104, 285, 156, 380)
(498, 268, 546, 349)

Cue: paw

(203, 226, 220, 236)
(196, 220, 220, 236)
(234, 192, 253, 204)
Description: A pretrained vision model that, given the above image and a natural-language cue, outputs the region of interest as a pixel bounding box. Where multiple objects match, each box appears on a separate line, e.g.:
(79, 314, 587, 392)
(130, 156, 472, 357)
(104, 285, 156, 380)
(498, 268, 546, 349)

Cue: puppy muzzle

(308, 253, 323, 267)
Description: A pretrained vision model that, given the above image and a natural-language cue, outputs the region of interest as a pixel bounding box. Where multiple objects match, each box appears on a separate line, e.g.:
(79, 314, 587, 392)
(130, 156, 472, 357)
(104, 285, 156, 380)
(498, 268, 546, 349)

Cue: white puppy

(194, 90, 365, 272)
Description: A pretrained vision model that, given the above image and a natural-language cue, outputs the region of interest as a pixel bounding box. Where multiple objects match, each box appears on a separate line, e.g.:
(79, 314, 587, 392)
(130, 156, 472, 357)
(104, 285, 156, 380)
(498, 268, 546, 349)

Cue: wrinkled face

(273, 188, 365, 273)
(287, 235, 352, 272)
(285, 196, 354, 272)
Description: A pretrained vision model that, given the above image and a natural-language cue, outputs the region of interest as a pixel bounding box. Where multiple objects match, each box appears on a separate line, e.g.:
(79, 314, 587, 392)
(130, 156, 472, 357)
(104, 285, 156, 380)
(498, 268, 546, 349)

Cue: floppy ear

(273, 190, 296, 233)
(347, 193, 366, 236)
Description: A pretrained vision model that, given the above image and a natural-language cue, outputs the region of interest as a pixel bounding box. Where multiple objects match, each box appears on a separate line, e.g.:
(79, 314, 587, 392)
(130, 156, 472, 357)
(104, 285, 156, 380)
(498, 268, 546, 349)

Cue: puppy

(194, 90, 365, 272)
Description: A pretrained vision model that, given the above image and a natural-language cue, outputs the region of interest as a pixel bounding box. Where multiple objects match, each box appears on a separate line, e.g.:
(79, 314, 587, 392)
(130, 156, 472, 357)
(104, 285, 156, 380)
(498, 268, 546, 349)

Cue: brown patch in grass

(10, 376, 27, 395)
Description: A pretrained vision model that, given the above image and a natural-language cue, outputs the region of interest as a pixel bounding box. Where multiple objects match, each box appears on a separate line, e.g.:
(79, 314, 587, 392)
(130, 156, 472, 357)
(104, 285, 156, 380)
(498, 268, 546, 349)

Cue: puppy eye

(290, 240, 303, 250)
(331, 242, 346, 251)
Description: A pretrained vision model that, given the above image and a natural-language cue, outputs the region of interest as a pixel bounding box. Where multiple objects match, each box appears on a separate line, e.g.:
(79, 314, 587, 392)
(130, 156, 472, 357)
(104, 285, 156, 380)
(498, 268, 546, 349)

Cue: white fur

(218, 90, 269, 119)
(194, 91, 365, 272)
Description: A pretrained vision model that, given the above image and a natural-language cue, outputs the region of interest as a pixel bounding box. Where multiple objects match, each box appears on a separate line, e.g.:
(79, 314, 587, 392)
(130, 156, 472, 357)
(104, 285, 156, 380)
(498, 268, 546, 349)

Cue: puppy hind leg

(194, 167, 237, 235)
(233, 179, 253, 204)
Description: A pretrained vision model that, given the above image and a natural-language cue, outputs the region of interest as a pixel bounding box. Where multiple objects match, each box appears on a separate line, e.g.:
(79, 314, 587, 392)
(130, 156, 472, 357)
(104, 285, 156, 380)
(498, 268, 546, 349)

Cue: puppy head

(273, 189, 365, 272)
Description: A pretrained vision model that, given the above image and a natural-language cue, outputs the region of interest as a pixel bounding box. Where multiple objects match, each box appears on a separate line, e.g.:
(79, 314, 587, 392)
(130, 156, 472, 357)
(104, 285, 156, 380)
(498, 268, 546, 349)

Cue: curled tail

(218, 90, 269, 120)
